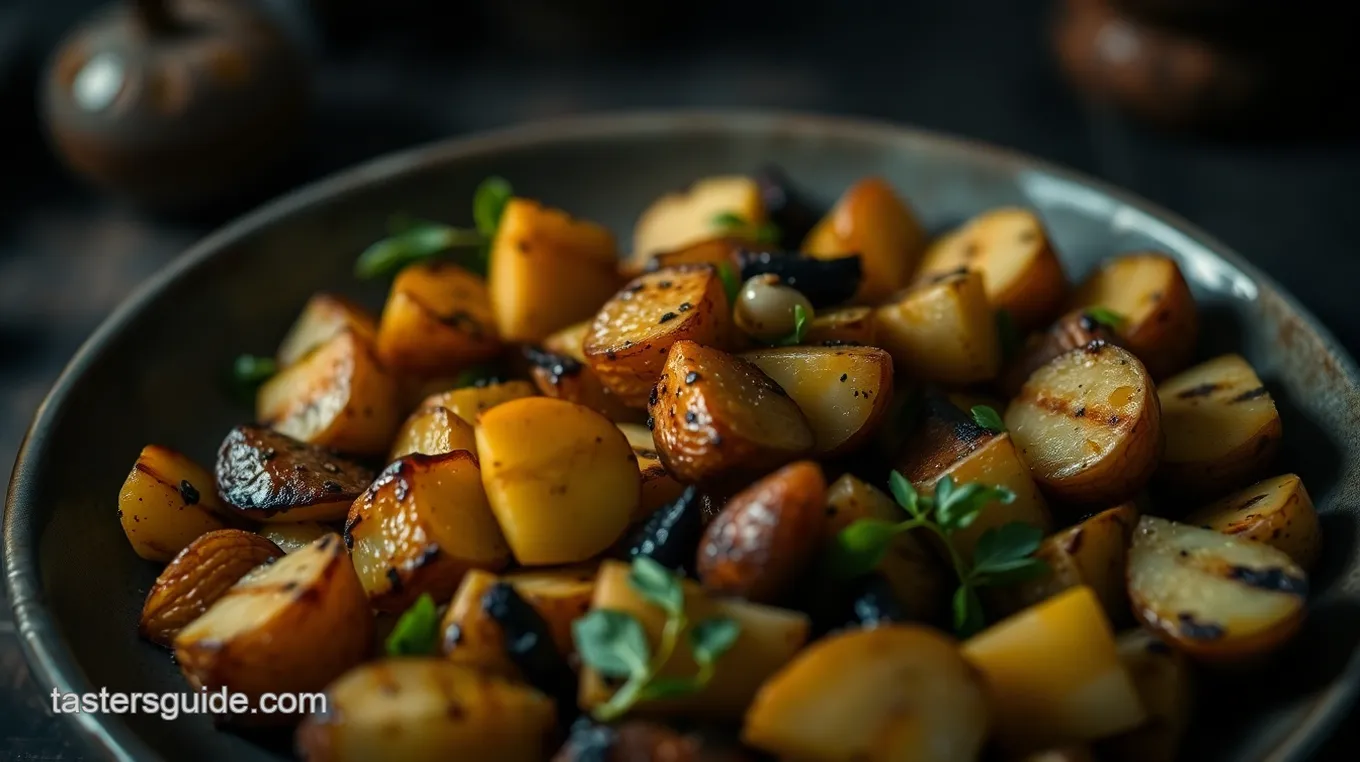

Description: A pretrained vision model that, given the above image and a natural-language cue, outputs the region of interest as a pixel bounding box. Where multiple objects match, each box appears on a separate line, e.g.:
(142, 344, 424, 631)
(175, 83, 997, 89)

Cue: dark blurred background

(3, 0, 1360, 757)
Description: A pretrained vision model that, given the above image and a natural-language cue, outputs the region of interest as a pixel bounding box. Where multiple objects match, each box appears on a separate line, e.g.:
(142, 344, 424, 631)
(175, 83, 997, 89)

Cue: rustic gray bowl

(6, 112, 1360, 761)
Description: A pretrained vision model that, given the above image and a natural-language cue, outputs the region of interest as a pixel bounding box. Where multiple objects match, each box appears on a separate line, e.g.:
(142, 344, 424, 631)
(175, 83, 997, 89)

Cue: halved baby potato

(618, 422, 686, 520)
(743, 625, 990, 762)
(258, 522, 332, 554)
(1157, 354, 1282, 498)
(375, 262, 501, 376)
(419, 380, 537, 426)
(997, 308, 1124, 398)
(119, 445, 231, 562)
(876, 270, 1001, 385)
(585, 265, 733, 407)
(1127, 516, 1308, 662)
(1006, 343, 1162, 506)
(388, 402, 479, 461)
(632, 175, 765, 267)
(802, 177, 927, 304)
(1069, 252, 1198, 379)
(276, 293, 378, 368)
(346, 451, 511, 612)
(1184, 473, 1320, 569)
(802, 306, 878, 347)
(527, 324, 639, 423)
(1097, 628, 1194, 762)
(649, 341, 814, 483)
(215, 425, 374, 523)
(742, 345, 894, 456)
(257, 329, 401, 456)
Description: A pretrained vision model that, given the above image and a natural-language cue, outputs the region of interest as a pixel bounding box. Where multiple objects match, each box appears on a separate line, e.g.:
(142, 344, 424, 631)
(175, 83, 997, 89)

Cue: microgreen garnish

(995, 309, 1022, 361)
(572, 557, 740, 721)
(1084, 306, 1126, 331)
(716, 262, 742, 306)
(354, 177, 512, 279)
(825, 472, 1047, 637)
(711, 210, 781, 244)
(970, 405, 1006, 434)
(776, 303, 811, 347)
(231, 354, 278, 391)
(386, 593, 441, 657)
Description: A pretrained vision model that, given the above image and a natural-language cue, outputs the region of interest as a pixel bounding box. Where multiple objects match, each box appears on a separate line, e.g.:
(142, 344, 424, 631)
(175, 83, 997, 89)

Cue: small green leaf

(888, 471, 921, 518)
(690, 617, 741, 665)
(473, 176, 514, 237)
(973, 557, 1051, 587)
(716, 262, 742, 305)
(754, 220, 782, 244)
(952, 586, 986, 637)
(354, 219, 484, 279)
(232, 354, 278, 388)
(637, 677, 703, 701)
(628, 556, 684, 616)
(995, 309, 1022, 361)
(776, 303, 811, 346)
(572, 610, 652, 678)
(385, 593, 441, 657)
(971, 522, 1045, 576)
(934, 475, 956, 510)
(711, 211, 747, 229)
(1084, 306, 1126, 331)
(825, 519, 900, 580)
(970, 405, 1006, 434)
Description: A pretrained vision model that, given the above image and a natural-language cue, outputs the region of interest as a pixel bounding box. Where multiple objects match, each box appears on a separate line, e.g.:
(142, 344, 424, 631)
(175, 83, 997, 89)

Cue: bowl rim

(7, 108, 1360, 762)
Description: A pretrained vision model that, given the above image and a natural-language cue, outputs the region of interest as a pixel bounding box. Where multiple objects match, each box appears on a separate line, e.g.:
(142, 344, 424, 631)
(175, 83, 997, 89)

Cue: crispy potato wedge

(419, 379, 537, 426)
(802, 177, 927, 304)
(277, 293, 378, 368)
(962, 586, 1146, 753)
(743, 625, 990, 762)
(119, 445, 231, 562)
(375, 262, 500, 376)
(742, 346, 894, 456)
(1185, 473, 1320, 569)
(1096, 628, 1194, 762)
(579, 561, 809, 719)
(698, 461, 827, 603)
(296, 658, 556, 762)
(1006, 343, 1162, 506)
(258, 522, 332, 554)
(139, 529, 284, 647)
(257, 329, 401, 456)
(476, 397, 640, 565)
(802, 306, 877, 347)
(876, 270, 1001, 385)
(997, 308, 1124, 398)
(175, 534, 371, 720)
(1157, 354, 1282, 497)
(649, 341, 814, 483)
(1069, 252, 1198, 379)
(346, 451, 511, 611)
(215, 425, 374, 523)
(388, 402, 478, 461)
(618, 422, 686, 520)
(916, 208, 1068, 330)
(489, 197, 621, 343)
(1127, 516, 1308, 662)
(585, 265, 733, 407)
(632, 175, 766, 266)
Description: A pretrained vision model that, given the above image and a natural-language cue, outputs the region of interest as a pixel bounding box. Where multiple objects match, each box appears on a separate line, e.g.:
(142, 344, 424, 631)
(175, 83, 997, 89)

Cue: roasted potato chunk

(1127, 516, 1307, 662)
(296, 658, 556, 762)
(476, 397, 640, 565)
(1006, 343, 1162, 506)
(876, 270, 1001, 385)
(585, 265, 733, 407)
(618, 422, 686, 520)
(419, 379, 537, 426)
(175, 534, 372, 720)
(375, 262, 500, 376)
(1069, 252, 1198, 379)
(257, 329, 401, 455)
(489, 197, 621, 343)
(1157, 354, 1282, 497)
(118, 445, 230, 562)
(632, 175, 766, 266)
(1185, 473, 1320, 569)
(215, 425, 373, 523)
(388, 402, 478, 461)
(276, 293, 378, 368)
(1097, 628, 1194, 762)
(997, 308, 1124, 398)
(916, 208, 1068, 330)
(742, 346, 894, 456)
(645, 235, 753, 274)
(802, 177, 927, 304)
(529, 321, 641, 422)
(743, 626, 990, 762)
(649, 341, 814, 483)
(802, 306, 877, 347)
(140, 529, 284, 647)
(962, 586, 1146, 753)
(346, 451, 511, 611)
(698, 461, 827, 603)
(258, 522, 331, 553)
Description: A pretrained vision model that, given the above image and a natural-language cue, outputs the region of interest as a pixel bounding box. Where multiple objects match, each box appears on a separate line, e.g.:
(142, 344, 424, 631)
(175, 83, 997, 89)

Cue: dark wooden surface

(3, 0, 1360, 758)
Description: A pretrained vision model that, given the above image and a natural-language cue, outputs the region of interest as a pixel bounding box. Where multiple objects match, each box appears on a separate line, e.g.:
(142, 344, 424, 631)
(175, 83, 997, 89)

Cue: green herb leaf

(572, 609, 652, 678)
(1084, 306, 1126, 330)
(888, 471, 921, 518)
(952, 586, 986, 638)
(776, 303, 811, 346)
(711, 211, 747, 229)
(385, 593, 441, 657)
(690, 617, 741, 665)
(973, 557, 1051, 587)
(716, 262, 742, 306)
(354, 219, 485, 279)
(232, 354, 278, 388)
(628, 557, 684, 616)
(970, 405, 1006, 434)
(995, 309, 1022, 361)
(755, 221, 782, 244)
(934, 475, 956, 512)
(473, 176, 513, 237)
(825, 518, 900, 580)
(937, 483, 1016, 533)
(637, 677, 703, 701)
(971, 522, 1045, 579)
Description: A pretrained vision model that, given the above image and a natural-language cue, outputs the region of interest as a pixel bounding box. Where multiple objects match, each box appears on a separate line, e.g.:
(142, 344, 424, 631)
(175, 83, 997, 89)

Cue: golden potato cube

(276, 293, 377, 368)
(803, 177, 926, 304)
(376, 262, 500, 376)
(875, 270, 1001, 385)
(632, 175, 765, 266)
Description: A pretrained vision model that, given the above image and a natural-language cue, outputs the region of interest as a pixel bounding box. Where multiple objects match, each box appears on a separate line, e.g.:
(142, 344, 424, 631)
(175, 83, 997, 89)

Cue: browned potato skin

(526, 347, 642, 424)
(140, 530, 284, 647)
(997, 308, 1124, 399)
(119, 445, 231, 562)
(644, 236, 760, 273)
(277, 293, 378, 368)
(698, 462, 827, 603)
(585, 265, 734, 408)
(649, 341, 814, 484)
(802, 177, 927, 304)
(802, 306, 878, 347)
(896, 393, 996, 484)
(1185, 474, 1320, 570)
(1069, 252, 1198, 379)
(375, 262, 501, 376)
(215, 425, 374, 522)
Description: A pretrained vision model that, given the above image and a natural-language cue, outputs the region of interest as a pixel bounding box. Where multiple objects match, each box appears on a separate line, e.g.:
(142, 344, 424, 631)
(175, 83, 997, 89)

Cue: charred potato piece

(420, 380, 537, 426)
(585, 265, 733, 408)
(743, 626, 990, 762)
(296, 658, 556, 762)
(876, 270, 1001, 385)
(1006, 343, 1162, 506)
(618, 422, 686, 520)
(375, 262, 500, 376)
(1069, 252, 1198, 379)
(1127, 516, 1308, 662)
(140, 529, 284, 647)
(802, 177, 927, 304)
(525, 346, 640, 423)
(346, 451, 511, 611)
(1097, 629, 1194, 762)
(742, 346, 894, 457)
(119, 445, 230, 562)
(916, 208, 1068, 330)
(388, 402, 478, 461)
(175, 534, 371, 720)
(997, 308, 1124, 398)
(257, 329, 401, 456)
(698, 461, 827, 603)
(632, 175, 766, 267)
(277, 293, 378, 368)
(802, 306, 877, 347)
(476, 397, 640, 565)
(649, 341, 814, 483)
(1185, 473, 1320, 569)
(215, 425, 374, 523)
(258, 522, 332, 553)
(1157, 354, 1281, 497)
(489, 197, 621, 343)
